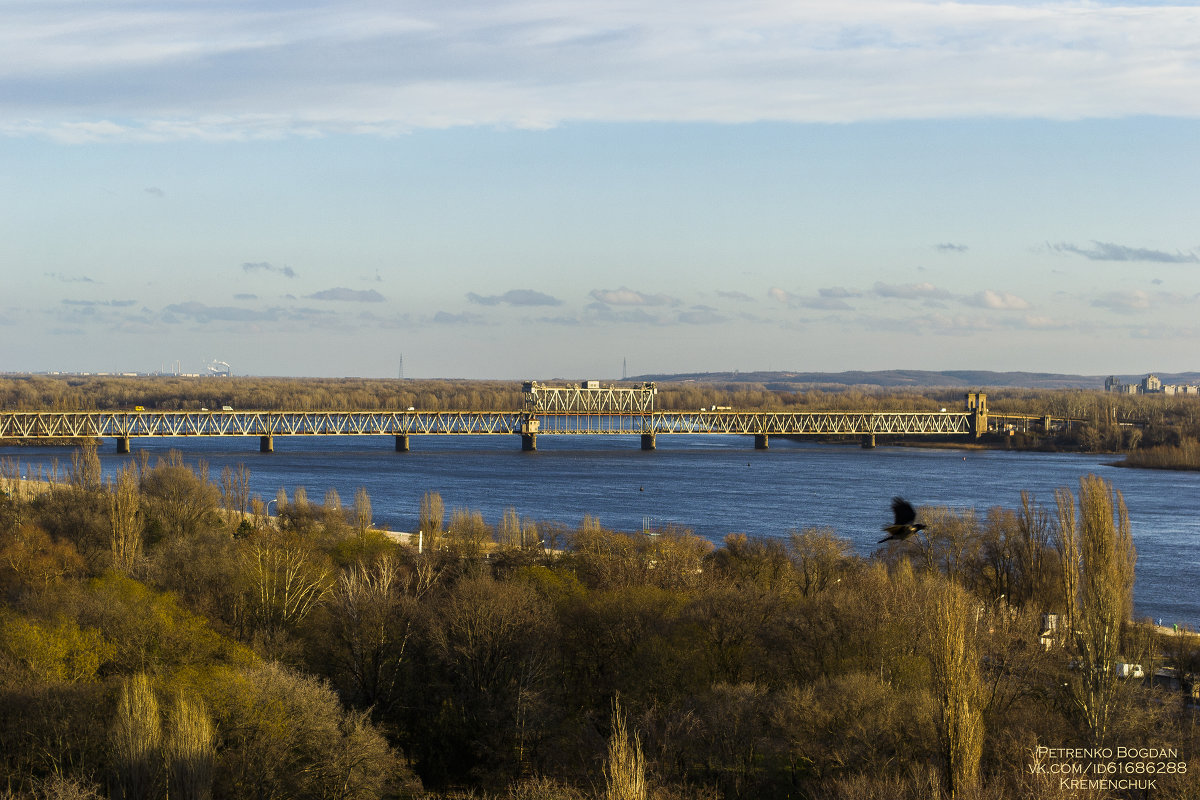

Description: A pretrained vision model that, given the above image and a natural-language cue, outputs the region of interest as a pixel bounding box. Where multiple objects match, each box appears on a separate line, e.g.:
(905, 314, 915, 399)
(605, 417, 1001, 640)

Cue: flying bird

(879, 496, 926, 544)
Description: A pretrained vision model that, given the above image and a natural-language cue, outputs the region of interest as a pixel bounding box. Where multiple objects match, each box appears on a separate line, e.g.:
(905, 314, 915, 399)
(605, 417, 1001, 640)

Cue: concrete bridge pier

(116, 436, 131, 454)
(260, 435, 273, 453)
(395, 434, 410, 452)
(641, 433, 656, 450)
(862, 434, 876, 448)
(754, 433, 769, 450)
(521, 419, 540, 451)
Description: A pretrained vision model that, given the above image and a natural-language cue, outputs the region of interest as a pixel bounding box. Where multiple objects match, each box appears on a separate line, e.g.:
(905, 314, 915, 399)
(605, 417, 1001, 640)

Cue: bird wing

(891, 497, 916, 526)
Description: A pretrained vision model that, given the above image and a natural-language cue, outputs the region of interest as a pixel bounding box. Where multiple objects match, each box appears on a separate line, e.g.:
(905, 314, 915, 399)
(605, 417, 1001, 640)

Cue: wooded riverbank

(1, 442, 1198, 799)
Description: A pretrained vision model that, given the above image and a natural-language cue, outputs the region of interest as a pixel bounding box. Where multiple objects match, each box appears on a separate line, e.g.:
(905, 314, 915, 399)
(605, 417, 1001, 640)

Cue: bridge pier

(641, 433, 656, 450)
(395, 434, 410, 452)
(260, 435, 273, 453)
(754, 434, 769, 450)
(521, 433, 537, 451)
(862, 434, 876, 448)
(116, 436, 130, 454)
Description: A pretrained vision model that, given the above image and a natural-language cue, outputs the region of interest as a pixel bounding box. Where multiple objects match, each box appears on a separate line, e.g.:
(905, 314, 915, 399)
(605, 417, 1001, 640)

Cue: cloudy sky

(3, 0, 1200, 379)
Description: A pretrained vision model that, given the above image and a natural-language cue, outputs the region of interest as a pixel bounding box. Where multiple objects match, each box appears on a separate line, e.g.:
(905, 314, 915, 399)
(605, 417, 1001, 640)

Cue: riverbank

(1113, 440, 1200, 471)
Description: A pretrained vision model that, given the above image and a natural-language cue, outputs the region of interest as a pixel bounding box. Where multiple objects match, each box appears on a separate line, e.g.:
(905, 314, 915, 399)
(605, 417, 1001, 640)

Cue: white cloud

(677, 305, 726, 325)
(6, 1, 1200, 141)
(243, 261, 296, 278)
(467, 289, 562, 306)
(163, 301, 277, 323)
(966, 290, 1032, 310)
(767, 286, 853, 310)
(590, 287, 678, 306)
(1092, 289, 1151, 312)
(766, 287, 794, 304)
(306, 287, 385, 302)
(872, 281, 952, 301)
(432, 310, 485, 325)
(1016, 314, 1065, 330)
(1050, 241, 1200, 263)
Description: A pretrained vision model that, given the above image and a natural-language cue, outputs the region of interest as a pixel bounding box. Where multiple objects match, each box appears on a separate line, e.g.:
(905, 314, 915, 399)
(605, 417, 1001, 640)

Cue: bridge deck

(0, 409, 974, 440)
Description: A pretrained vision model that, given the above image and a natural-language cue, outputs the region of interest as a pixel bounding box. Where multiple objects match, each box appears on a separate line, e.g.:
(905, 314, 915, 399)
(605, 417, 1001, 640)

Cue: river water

(3, 434, 1198, 627)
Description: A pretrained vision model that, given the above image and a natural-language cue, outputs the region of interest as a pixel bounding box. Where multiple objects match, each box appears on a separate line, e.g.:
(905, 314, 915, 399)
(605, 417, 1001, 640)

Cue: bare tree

(497, 506, 522, 550)
(110, 673, 161, 800)
(521, 515, 541, 552)
(323, 487, 342, 512)
(418, 491, 444, 549)
(207, 661, 408, 800)
(912, 506, 979, 582)
(1055, 474, 1138, 744)
(604, 694, 646, 800)
(646, 527, 712, 590)
(164, 692, 214, 800)
(447, 507, 490, 560)
(925, 577, 984, 799)
(0, 457, 23, 503)
(352, 487, 372, 537)
(70, 442, 102, 492)
(218, 464, 251, 522)
(1054, 486, 1080, 635)
(242, 530, 332, 635)
(1012, 490, 1054, 610)
(249, 496, 267, 530)
(139, 454, 220, 540)
(787, 527, 854, 597)
(108, 464, 143, 575)
(321, 555, 418, 710)
(424, 575, 556, 781)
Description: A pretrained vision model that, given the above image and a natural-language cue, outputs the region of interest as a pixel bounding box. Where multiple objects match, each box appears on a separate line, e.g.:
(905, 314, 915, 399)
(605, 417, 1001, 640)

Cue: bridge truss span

(651, 410, 972, 436)
(0, 410, 529, 440)
(522, 381, 657, 414)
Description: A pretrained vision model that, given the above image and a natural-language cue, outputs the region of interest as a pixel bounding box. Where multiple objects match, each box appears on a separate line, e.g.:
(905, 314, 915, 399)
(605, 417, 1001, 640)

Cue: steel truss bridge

(0, 408, 975, 452)
(0, 387, 1065, 452)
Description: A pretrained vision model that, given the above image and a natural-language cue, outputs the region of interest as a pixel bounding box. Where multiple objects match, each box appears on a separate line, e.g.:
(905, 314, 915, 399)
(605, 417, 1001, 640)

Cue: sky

(3, 1, 1200, 380)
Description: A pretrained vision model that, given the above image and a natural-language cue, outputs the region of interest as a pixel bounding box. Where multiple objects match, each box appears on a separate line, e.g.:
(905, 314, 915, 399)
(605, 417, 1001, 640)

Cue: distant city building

(1106, 374, 1199, 395)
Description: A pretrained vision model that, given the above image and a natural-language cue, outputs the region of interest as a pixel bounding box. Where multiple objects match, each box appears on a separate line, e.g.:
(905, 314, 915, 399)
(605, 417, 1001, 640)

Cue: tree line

(0, 443, 1195, 799)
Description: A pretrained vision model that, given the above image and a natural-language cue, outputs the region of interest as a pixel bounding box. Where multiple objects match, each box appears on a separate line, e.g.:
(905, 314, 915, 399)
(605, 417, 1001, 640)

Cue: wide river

(4, 434, 1198, 627)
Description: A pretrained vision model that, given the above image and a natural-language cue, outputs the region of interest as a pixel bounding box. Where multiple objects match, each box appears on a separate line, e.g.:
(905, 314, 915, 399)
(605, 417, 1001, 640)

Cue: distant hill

(630, 370, 1200, 390)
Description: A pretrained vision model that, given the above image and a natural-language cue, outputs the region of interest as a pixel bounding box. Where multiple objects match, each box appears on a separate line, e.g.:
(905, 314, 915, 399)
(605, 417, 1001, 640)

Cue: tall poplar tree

(1055, 474, 1137, 744)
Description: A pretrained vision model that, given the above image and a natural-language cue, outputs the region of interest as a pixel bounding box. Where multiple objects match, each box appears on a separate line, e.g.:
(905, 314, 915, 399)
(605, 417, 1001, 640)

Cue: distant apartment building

(1166, 384, 1200, 396)
(1105, 374, 1199, 395)
(1104, 376, 1139, 394)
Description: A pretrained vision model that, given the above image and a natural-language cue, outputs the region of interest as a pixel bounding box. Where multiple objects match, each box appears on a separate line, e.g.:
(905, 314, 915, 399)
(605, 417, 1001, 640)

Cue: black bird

(879, 496, 925, 543)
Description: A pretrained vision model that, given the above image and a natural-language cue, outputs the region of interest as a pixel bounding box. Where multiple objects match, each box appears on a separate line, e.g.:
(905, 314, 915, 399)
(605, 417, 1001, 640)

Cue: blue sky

(3, 0, 1200, 379)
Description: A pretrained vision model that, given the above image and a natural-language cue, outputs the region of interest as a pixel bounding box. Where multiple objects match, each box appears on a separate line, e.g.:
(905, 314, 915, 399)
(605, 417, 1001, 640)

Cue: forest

(0, 439, 1197, 800)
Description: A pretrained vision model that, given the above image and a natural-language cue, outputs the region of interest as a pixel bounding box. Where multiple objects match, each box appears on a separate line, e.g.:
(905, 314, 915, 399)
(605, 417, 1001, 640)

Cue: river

(3, 434, 1198, 627)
